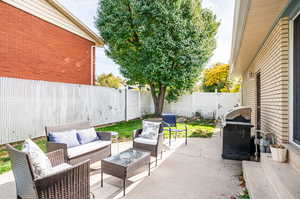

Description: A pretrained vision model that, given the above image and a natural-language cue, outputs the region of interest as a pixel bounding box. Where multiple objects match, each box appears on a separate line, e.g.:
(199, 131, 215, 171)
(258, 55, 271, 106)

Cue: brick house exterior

(231, 0, 289, 143)
(241, 17, 289, 143)
(231, 0, 300, 197)
(0, 0, 103, 85)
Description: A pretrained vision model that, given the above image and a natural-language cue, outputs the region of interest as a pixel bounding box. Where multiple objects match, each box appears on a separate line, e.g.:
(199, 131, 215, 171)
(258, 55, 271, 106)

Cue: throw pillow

(77, 128, 99, 144)
(22, 139, 53, 178)
(140, 121, 161, 140)
(48, 129, 80, 148)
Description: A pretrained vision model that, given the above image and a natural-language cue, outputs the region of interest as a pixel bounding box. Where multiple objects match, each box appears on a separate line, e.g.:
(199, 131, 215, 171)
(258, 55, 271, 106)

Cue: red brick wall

(0, 2, 95, 85)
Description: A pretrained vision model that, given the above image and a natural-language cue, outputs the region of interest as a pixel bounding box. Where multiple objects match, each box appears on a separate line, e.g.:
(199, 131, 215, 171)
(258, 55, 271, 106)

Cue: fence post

(138, 89, 142, 118)
(215, 89, 218, 120)
(125, 86, 128, 121)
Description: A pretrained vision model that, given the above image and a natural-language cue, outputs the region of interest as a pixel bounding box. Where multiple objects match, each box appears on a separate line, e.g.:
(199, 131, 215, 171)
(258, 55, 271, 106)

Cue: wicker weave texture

(7, 144, 91, 199)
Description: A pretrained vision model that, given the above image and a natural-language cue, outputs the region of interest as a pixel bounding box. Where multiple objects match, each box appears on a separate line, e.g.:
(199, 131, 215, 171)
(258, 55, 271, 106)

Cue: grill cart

(222, 107, 254, 160)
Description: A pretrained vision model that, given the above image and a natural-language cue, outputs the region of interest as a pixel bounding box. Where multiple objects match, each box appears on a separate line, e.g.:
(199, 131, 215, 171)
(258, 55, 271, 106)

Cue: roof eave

(46, 0, 104, 46)
(229, 0, 251, 78)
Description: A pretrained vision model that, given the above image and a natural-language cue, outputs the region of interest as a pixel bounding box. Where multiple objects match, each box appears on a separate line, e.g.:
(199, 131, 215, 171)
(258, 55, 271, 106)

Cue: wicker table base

(101, 148, 151, 196)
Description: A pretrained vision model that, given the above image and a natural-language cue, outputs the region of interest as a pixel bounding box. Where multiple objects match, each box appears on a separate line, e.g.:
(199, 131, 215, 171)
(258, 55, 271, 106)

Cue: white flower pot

(270, 145, 287, 163)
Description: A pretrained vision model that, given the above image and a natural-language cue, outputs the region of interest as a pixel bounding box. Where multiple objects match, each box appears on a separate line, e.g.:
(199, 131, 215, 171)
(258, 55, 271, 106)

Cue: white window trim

(289, 11, 300, 147)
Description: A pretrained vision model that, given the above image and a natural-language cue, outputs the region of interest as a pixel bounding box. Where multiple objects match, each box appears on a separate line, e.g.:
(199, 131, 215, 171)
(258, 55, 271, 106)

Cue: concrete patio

(125, 135, 242, 199)
(0, 132, 242, 199)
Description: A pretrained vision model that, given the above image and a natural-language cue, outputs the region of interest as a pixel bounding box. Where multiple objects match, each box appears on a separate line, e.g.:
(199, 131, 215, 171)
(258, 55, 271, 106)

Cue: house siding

(0, 2, 94, 85)
(242, 17, 289, 143)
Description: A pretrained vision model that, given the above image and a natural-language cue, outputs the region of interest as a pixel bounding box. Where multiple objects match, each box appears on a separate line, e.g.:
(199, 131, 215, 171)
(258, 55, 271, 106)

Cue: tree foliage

(96, 0, 219, 115)
(96, 73, 123, 89)
(202, 63, 240, 93)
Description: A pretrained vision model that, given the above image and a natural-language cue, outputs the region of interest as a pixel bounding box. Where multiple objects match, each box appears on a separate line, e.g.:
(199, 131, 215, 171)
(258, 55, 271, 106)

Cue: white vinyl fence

(0, 77, 240, 144)
(163, 92, 241, 119)
(0, 78, 152, 144)
(127, 89, 141, 120)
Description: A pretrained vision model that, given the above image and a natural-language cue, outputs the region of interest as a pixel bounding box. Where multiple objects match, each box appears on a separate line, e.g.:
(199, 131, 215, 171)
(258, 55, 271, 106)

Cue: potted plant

(270, 144, 287, 163)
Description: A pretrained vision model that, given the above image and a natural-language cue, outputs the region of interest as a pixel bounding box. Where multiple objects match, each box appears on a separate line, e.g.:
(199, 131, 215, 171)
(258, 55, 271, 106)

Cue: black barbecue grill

(222, 107, 254, 160)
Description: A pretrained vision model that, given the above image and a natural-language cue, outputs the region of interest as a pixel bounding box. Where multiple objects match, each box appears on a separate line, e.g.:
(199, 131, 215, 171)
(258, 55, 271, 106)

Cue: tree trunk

(150, 84, 166, 117)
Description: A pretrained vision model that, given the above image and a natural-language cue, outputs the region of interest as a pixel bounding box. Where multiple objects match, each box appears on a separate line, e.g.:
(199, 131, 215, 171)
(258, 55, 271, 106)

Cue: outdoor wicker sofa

(45, 121, 112, 165)
(132, 122, 164, 166)
(6, 145, 91, 199)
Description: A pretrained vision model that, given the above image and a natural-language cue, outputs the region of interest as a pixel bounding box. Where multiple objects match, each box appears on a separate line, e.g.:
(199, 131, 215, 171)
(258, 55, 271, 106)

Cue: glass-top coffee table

(101, 148, 151, 196)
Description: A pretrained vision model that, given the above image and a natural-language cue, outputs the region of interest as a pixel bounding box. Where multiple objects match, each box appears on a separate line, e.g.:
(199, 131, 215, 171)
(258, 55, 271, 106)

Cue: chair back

(6, 144, 38, 199)
(162, 114, 177, 127)
(45, 121, 90, 141)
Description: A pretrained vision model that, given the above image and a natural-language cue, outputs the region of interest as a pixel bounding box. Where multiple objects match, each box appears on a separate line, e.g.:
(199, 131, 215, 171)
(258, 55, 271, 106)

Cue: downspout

(91, 45, 96, 85)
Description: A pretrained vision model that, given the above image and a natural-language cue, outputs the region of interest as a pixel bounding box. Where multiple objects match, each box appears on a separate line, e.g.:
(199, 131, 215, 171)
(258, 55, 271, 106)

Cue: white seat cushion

(134, 137, 157, 145)
(67, 140, 111, 158)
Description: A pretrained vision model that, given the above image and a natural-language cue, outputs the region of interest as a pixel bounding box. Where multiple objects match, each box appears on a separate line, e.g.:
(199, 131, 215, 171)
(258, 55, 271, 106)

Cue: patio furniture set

(6, 114, 187, 199)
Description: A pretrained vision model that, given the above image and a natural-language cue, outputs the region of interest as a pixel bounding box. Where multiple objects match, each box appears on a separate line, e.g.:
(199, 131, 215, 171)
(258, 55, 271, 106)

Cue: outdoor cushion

(140, 121, 161, 139)
(22, 139, 53, 178)
(134, 137, 158, 145)
(77, 128, 99, 144)
(48, 129, 80, 148)
(67, 140, 111, 158)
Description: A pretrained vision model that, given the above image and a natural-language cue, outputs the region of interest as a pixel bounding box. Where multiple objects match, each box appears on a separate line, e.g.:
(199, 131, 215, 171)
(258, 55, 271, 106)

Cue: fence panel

(140, 92, 154, 115)
(0, 77, 241, 144)
(216, 93, 241, 118)
(163, 92, 240, 119)
(0, 78, 126, 144)
(164, 95, 194, 117)
(127, 90, 141, 120)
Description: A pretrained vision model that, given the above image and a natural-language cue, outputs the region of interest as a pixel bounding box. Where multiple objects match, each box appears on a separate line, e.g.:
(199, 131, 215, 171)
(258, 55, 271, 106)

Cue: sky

(58, 0, 235, 77)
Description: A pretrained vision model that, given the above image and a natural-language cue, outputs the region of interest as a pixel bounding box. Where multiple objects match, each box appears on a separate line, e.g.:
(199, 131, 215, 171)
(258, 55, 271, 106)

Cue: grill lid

(225, 106, 251, 121)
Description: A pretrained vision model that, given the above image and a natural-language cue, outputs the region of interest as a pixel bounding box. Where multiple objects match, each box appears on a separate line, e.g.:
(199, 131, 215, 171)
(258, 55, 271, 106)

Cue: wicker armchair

(6, 144, 91, 199)
(132, 123, 164, 166)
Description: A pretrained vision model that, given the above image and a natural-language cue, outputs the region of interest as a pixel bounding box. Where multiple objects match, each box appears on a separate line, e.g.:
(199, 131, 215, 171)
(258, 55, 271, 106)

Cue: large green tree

(96, 0, 219, 115)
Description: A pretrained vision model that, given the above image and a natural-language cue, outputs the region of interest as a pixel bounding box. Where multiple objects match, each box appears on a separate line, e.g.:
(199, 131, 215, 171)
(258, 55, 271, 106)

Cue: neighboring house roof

(46, 0, 103, 46)
(230, 0, 288, 77)
(2, 0, 103, 46)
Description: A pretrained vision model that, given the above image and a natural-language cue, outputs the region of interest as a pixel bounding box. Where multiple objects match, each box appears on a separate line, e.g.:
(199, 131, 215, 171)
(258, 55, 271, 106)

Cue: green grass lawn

(96, 119, 143, 139)
(180, 119, 215, 138)
(96, 118, 216, 139)
(0, 118, 215, 175)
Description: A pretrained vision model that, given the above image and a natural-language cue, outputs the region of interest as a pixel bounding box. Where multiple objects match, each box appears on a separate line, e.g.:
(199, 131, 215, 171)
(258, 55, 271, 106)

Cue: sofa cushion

(134, 137, 157, 145)
(48, 129, 80, 148)
(67, 140, 111, 159)
(22, 139, 53, 178)
(77, 128, 99, 144)
(140, 121, 160, 139)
